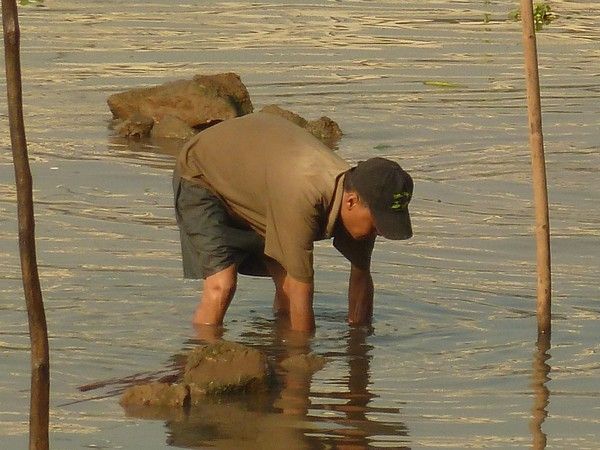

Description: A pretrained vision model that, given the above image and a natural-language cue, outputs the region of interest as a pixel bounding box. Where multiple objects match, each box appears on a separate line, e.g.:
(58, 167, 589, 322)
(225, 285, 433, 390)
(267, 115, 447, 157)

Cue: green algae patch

(509, 2, 557, 30)
(423, 80, 464, 89)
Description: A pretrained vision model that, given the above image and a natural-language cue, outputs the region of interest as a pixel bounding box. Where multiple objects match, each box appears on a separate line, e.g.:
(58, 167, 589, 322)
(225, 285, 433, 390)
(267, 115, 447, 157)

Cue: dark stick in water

(2, 1, 50, 449)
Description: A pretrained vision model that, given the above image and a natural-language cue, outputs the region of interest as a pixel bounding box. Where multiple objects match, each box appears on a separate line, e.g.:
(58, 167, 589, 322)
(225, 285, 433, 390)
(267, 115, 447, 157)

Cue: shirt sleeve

(332, 224, 375, 270)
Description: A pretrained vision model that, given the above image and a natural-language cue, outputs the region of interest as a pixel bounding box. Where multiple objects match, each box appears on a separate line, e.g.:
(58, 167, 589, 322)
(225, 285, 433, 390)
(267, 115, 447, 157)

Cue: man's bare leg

(265, 258, 289, 317)
(193, 323, 224, 344)
(193, 264, 237, 326)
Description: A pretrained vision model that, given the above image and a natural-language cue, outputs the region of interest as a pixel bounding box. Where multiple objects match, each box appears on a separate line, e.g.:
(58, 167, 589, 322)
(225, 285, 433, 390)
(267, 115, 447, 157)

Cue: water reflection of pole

(520, 0, 552, 335)
(530, 334, 551, 450)
(2, 2, 50, 449)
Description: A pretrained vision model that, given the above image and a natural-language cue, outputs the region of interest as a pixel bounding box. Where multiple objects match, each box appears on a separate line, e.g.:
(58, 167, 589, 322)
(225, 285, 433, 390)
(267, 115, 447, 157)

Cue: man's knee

(203, 265, 237, 303)
(195, 265, 237, 326)
(204, 278, 236, 302)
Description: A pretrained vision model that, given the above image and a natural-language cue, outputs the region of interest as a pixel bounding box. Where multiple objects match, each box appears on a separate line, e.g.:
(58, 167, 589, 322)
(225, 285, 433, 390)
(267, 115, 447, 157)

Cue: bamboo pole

(2, 1, 50, 449)
(529, 333, 551, 449)
(520, 0, 552, 336)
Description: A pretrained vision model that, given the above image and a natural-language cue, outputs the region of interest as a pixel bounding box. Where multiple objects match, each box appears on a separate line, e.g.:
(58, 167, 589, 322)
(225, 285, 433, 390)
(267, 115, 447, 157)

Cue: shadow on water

(120, 322, 410, 449)
(530, 334, 551, 450)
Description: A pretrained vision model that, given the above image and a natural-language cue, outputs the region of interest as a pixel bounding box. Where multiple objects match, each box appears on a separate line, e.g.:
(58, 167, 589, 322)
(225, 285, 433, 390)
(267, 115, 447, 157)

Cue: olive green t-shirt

(176, 112, 373, 282)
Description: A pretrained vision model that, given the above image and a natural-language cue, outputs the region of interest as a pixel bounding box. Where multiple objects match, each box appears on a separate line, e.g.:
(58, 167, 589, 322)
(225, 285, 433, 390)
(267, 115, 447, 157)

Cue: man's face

(340, 192, 378, 240)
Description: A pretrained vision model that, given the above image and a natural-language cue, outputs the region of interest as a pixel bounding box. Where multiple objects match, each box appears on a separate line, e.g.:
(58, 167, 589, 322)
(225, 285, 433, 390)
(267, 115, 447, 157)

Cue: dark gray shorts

(173, 173, 268, 279)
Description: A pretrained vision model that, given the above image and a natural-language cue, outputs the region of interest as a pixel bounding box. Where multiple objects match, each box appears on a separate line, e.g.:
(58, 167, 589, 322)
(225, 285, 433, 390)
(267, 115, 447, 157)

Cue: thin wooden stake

(2, 1, 50, 449)
(520, 0, 552, 336)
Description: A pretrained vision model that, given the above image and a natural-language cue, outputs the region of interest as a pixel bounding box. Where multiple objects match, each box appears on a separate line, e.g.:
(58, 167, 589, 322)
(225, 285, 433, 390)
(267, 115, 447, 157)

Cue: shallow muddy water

(1, 1, 598, 448)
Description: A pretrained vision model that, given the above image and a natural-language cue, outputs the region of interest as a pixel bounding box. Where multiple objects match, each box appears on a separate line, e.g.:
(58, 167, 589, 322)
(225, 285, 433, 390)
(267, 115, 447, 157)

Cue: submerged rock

(107, 73, 343, 149)
(280, 353, 327, 374)
(120, 381, 190, 408)
(150, 114, 196, 140)
(108, 72, 253, 139)
(114, 112, 154, 139)
(305, 116, 343, 149)
(260, 104, 342, 149)
(184, 341, 270, 395)
(120, 341, 271, 409)
(259, 104, 308, 128)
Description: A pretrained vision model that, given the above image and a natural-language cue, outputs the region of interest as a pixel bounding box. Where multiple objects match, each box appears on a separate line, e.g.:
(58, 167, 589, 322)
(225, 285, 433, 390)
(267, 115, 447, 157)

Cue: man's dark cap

(352, 157, 413, 240)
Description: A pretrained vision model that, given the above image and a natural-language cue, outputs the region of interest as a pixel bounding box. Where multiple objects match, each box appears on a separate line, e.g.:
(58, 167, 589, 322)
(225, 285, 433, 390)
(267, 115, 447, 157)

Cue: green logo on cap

(391, 192, 411, 210)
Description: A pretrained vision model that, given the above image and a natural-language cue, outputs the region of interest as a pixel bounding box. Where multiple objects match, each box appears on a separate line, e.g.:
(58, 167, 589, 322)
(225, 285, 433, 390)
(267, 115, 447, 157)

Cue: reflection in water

(264, 323, 409, 448)
(124, 322, 409, 449)
(163, 398, 305, 450)
(309, 327, 409, 449)
(530, 334, 551, 450)
(107, 133, 181, 170)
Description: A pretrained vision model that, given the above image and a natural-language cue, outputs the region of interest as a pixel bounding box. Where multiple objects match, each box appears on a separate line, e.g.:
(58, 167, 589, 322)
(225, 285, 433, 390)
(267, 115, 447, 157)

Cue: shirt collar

(325, 172, 346, 238)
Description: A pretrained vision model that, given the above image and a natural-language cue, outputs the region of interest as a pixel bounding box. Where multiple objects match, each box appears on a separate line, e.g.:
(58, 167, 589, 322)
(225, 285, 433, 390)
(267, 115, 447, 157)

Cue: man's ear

(345, 191, 360, 210)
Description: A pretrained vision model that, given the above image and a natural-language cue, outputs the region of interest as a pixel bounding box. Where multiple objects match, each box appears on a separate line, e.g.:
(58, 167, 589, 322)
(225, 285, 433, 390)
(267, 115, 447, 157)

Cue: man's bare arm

(265, 258, 289, 316)
(283, 275, 315, 331)
(265, 258, 315, 331)
(348, 263, 374, 326)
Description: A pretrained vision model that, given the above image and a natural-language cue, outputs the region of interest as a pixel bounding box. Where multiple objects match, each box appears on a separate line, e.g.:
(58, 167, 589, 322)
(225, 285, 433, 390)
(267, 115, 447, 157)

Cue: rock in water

(279, 353, 327, 374)
(150, 114, 196, 140)
(114, 112, 154, 139)
(305, 116, 343, 148)
(108, 74, 343, 149)
(120, 341, 271, 409)
(184, 341, 270, 395)
(107, 72, 253, 131)
(260, 104, 342, 149)
(120, 381, 189, 408)
(259, 104, 308, 128)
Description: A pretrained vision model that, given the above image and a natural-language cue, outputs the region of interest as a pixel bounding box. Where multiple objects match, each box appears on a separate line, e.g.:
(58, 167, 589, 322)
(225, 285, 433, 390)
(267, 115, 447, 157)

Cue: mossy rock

(120, 341, 271, 409)
(184, 341, 270, 395)
(260, 104, 342, 149)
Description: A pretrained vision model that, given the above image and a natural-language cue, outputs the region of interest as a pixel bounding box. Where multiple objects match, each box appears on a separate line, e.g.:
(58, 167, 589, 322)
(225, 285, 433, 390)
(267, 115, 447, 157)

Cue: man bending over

(173, 112, 413, 331)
